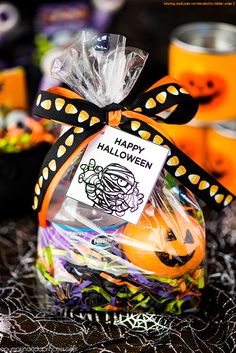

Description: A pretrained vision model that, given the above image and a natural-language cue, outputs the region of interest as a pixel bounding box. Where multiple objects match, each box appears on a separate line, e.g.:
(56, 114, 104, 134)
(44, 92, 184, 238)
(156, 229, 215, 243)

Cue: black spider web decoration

(0, 206, 235, 352)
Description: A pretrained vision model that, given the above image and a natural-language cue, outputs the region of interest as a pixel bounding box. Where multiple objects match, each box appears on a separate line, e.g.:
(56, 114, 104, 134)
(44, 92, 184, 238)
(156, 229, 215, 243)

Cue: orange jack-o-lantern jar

(205, 151, 234, 191)
(205, 122, 236, 195)
(162, 123, 205, 168)
(169, 22, 236, 123)
(180, 72, 227, 111)
(122, 205, 205, 278)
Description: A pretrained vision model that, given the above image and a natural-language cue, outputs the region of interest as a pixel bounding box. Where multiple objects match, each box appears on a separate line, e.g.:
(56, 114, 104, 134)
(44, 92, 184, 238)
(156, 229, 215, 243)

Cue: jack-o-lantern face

(177, 139, 199, 161)
(205, 151, 235, 194)
(180, 73, 227, 110)
(122, 205, 205, 278)
(206, 152, 229, 179)
(162, 124, 205, 168)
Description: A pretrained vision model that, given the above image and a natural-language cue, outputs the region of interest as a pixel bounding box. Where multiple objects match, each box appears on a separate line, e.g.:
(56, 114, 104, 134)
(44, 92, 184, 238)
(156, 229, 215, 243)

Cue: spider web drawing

(0, 204, 235, 352)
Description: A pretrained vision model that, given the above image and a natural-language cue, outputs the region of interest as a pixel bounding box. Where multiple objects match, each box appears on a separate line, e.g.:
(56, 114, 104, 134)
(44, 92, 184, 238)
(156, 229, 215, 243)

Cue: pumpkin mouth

(195, 91, 220, 105)
(155, 250, 195, 267)
(210, 170, 227, 179)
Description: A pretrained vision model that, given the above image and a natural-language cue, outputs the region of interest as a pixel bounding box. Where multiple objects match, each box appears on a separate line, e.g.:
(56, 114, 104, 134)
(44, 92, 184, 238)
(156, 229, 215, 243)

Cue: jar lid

(214, 120, 236, 139)
(171, 22, 236, 54)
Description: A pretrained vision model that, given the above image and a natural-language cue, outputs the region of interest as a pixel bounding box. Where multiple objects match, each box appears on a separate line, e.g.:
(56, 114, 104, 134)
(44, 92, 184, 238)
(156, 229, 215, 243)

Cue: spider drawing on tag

(78, 158, 144, 217)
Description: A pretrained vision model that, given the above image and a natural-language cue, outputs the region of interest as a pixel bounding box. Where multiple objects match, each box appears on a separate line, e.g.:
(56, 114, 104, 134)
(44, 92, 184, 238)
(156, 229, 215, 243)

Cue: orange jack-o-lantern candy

(122, 205, 205, 278)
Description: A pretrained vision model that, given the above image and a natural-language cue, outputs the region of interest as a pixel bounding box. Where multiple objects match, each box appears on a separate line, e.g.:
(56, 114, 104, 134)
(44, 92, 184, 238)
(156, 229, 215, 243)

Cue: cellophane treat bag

(35, 32, 205, 315)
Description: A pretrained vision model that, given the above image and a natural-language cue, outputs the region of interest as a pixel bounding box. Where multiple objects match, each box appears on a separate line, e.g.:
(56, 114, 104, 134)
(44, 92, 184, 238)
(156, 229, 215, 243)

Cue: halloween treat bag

(33, 33, 235, 314)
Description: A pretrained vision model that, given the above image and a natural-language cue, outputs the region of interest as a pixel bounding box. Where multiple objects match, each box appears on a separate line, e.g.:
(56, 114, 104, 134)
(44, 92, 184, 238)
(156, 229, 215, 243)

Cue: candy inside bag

(35, 32, 206, 314)
(37, 172, 205, 314)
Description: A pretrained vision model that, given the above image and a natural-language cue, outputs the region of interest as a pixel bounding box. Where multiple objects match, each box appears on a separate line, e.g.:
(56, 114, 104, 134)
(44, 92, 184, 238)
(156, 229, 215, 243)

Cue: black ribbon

(32, 81, 235, 219)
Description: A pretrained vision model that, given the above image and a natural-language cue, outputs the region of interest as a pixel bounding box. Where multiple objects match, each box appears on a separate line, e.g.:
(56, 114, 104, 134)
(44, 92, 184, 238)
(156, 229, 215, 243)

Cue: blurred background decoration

(0, 0, 236, 208)
(167, 22, 236, 195)
(169, 22, 236, 123)
(0, 0, 125, 216)
(0, 65, 55, 216)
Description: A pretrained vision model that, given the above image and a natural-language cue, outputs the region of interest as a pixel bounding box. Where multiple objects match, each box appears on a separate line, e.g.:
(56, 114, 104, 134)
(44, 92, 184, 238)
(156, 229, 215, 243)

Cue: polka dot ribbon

(33, 76, 235, 227)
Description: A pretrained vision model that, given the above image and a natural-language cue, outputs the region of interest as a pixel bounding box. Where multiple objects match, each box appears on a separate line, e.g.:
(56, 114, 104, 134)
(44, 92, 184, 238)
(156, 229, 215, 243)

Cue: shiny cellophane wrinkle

(36, 32, 206, 315)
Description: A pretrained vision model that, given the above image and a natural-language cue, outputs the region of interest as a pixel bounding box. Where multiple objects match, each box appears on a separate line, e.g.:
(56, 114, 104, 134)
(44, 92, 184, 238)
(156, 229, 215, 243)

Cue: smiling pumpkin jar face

(180, 72, 227, 111)
(169, 22, 236, 122)
(122, 206, 205, 278)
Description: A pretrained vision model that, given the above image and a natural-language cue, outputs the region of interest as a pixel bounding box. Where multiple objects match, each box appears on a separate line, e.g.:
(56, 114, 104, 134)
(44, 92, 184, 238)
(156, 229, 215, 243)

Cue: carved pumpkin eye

(207, 81, 214, 88)
(166, 230, 177, 241)
(184, 229, 194, 244)
(122, 208, 205, 278)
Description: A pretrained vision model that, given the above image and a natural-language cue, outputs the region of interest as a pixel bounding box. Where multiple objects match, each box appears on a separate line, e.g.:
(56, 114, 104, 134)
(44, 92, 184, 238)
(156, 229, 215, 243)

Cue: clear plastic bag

(36, 32, 205, 314)
(51, 32, 148, 107)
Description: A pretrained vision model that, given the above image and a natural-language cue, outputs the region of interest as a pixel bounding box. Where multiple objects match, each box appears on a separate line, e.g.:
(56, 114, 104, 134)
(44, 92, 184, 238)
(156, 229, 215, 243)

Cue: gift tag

(67, 126, 169, 224)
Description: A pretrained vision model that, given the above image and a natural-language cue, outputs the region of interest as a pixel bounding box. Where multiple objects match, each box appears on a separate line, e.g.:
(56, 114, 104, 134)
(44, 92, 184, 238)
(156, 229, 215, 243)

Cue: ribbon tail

(120, 114, 235, 211)
(130, 76, 198, 125)
(33, 125, 104, 227)
(33, 88, 107, 227)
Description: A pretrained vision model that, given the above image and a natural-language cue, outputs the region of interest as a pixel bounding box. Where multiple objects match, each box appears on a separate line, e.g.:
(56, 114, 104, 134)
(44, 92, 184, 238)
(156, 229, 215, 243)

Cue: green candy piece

(45, 246, 54, 267)
(166, 299, 185, 315)
(0, 139, 7, 148)
(80, 285, 111, 302)
(20, 134, 31, 143)
(166, 172, 178, 187)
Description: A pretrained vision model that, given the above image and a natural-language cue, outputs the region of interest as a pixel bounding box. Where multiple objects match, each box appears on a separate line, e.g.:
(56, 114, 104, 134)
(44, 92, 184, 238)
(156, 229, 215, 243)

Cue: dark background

(4, 0, 236, 104)
(0, 0, 235, 216)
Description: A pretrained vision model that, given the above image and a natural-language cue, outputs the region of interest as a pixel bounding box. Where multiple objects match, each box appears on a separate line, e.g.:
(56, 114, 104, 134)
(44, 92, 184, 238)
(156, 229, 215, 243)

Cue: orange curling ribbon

(33, 76, 235, 227)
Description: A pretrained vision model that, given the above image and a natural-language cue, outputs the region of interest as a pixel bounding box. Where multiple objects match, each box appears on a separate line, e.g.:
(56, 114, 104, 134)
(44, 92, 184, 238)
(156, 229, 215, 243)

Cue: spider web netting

(0, 204, 235, 353)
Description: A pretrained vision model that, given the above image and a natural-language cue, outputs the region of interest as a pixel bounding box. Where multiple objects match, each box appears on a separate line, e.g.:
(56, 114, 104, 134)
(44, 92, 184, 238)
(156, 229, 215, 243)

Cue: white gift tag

(67, 126, 169, 224)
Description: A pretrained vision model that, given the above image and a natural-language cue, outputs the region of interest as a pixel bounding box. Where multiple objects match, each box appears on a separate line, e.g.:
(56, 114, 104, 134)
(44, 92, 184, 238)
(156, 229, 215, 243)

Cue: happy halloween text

(97, 137, 153, 169)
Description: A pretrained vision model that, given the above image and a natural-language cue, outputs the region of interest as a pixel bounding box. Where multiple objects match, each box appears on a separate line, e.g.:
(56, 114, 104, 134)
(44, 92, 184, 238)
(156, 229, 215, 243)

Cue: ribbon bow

(33, 76, 235, 227)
